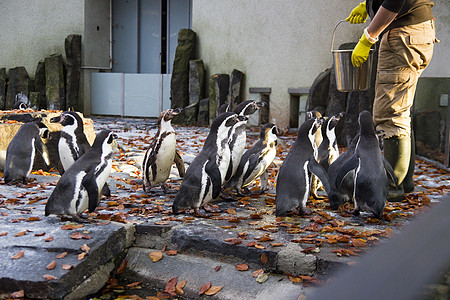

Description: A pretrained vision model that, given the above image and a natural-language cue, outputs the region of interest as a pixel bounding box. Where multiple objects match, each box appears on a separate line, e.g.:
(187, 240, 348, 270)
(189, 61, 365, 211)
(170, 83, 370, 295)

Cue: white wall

(0, 0, 85, 75)
(192, 0, 450, 128)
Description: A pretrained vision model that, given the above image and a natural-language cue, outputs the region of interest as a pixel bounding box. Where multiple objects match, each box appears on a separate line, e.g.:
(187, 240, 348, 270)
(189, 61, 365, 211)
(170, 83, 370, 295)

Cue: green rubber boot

(383, 136, 411, 202)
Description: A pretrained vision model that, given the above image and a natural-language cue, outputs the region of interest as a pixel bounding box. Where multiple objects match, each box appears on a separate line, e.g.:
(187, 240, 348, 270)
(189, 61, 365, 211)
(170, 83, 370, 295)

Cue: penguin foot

(219, 191, 237, 202)
(299, 207, 312, 215)
(72, 214, 93, 223)
(193, 207, 211, 218)
(162, 184, 177, 194)
(202, 204, 221, 213)
(352, 208, 361, 216)
(311, 193, 326, 200)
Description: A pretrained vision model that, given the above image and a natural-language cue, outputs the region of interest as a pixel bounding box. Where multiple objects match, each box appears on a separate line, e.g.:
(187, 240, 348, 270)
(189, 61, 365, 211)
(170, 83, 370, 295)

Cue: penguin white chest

(59, 136, 77, 170)
(153, 133, 176, 183)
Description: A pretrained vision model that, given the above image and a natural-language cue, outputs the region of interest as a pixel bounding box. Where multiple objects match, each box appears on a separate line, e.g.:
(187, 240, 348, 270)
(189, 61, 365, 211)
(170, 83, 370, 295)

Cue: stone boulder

(208, 74, 229, 125)
(171, 29, 196, 109)
(414, 110, 441, 150)
(197, 98, 209, 126)
(45, 54, 65, 110)
(189, 59, 205, 106)
(65, 34, 82, 110)
(35, 60, 47, 110)
(229, 69, 244, 110)
(0, 68, 6, 110)
(6, 67, 30, 109)
(306, 68, 331, 114)
(184, 101, 199, 126)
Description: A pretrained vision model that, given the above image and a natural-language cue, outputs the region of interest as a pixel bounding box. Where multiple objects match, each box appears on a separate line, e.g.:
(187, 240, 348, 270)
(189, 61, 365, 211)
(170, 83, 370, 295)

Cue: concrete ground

(0, 116, 449, 299)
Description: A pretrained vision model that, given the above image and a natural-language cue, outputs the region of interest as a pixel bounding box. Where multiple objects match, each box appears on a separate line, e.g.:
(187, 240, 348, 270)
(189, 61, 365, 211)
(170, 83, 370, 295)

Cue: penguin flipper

(174, 150, 186, 178)
(383, 156, 398, 187)
(308, 159, 331, 195)
(335, 155, 359, 189)
(82, 170, 100, 213)
(35, 139, 50, 166)
(205, 160, 221, 199)
(243, 153, 259, 183)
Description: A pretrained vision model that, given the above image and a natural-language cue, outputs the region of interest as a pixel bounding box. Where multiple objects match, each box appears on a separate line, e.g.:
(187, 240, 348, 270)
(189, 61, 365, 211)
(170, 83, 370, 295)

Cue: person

(346, 0, 438, 201)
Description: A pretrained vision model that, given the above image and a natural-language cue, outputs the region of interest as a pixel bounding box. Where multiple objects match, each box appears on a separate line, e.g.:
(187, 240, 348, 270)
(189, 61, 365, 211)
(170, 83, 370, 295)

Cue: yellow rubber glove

(352, 31, 375, 67)
(346, 2, 368, 24)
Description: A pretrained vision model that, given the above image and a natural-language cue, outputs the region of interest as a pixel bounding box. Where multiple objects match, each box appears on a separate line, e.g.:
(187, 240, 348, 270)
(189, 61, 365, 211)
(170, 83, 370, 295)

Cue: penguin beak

(257, 102, 267, 108)
(50, 115, 61, 123)
(172, 108, 183, 115)
(238, 115, 248, 122)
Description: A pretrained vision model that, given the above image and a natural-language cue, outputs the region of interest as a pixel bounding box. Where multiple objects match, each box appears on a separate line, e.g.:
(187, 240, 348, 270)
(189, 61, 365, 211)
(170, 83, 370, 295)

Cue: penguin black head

(161, 108, 182, 123)
(233, 100, 265, 116)
(92, 130, 117, 150)
(50, 111, 83, 128)
(306, 110, 323, 120)
(36, 122, 51, 140)
(358, 110, 376, 137)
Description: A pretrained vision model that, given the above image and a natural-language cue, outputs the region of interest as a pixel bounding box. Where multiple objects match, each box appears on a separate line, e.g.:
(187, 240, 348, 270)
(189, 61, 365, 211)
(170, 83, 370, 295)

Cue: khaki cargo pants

(373, 20, 437, 138)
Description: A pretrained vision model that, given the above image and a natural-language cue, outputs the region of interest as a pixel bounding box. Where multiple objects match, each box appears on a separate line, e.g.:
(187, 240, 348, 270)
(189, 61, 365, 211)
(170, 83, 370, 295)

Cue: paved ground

(0, 116, 449, 299)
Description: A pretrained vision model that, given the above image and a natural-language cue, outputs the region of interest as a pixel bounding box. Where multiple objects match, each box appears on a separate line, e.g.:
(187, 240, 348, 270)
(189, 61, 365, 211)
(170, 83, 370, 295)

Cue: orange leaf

(43, 274, 57, 281)
(351, 238, 367, 247)
(165, 250, 177, 256)
(56, 252, 68, 259)
(126, 281, 143, 288)
(226, 208, 237, 215)
(11, 250, 24, 259)
(78, 252, 87, 260)
(0, 232, 8, 236)
(288, 275, 303, 283)
(61, 224, 84, 230)
(270, 242, 284, 247)
(175, 279, 186, 295)
(14, 230, 28, 237)
(45, 236, 54, 242)
(253, 269, 264, 278)
(62, 264, 74, 270)
(149, 251, 163, 262)
(385, 227, 395, 238)
(46, 261, 56, 270)
(199, 282, 211, 295)
(71, 232, 83, 240)
(81, 244, 90, 253)
(261, 253, 268, 264)
(205, 286, 223, 296)
(35, 232, 45, 237)
(117, 259, 128, 274)
(258, 235, 274, 242)
(9, 290, 24, 298)
(224, 238, 242, 245)
(236, 264, 249, 271)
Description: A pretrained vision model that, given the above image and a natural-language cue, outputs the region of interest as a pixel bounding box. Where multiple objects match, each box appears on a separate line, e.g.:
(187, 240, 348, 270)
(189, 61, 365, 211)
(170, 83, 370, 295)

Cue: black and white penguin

(328, 133, 359, 210)
(13, 92, 30, 110)
(275, 116, 331, 217)
(335, 111, 397, 218)
(45, 130, 117, 221)
(306, 110, 325, 199)
(50, 111, 91, 172)
(4, 122, 50, 183)
(225, 123, 279, 194)
(225, 100, 266, 182)
(317, 112, 344, 171)
(172, 112, 245, 215)
(142, 108, 184, 194)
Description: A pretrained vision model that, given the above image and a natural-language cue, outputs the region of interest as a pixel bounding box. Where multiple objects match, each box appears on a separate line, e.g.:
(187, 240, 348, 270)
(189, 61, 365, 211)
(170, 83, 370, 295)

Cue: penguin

(335, 110, 398, 218)
(225, 123, 280, 195)
(45, 130, 117, 221)
(306, 110, 325, 199)
(142, 108, 184, 194)
(275, 116, 331, 217)
(328, 133, 359, 210)
(225, 100, 266, 182)
(4, 122, 50, 183)
(50, 111, 91, 172)
(172, 112, 245, 215)
(13, 92, 30, 110)
(317, 112, 344, 171)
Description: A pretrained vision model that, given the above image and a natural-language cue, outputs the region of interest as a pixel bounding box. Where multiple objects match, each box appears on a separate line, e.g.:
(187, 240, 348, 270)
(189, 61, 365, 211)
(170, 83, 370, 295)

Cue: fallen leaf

(288, 275, 303, 283)
(175, 279, 186, 295)
(78, 252, 87, 260)
(165, 250, 177, 256)
(385, 227, 395, 238)
(224, 238, 242, 245)
(253, 269, 264, 278)
(14, 230, 28, 237)
(71, 232, 83, 240)
(0, 232, 8, 236)
(34, 232, 45, 237)
(61, 224, 84, 230)
(256, 274, 269, 283)
(214, 265, 221, 272)
(11, 250, 24, 259)
(126, 281, 142, 288)
(117, 259, 128, 274)
(149, 251, 163, 262)
(261, 253, 268, 264)
(226, 208, 237, 215)
(62, 264, 74, 270)
(26, 217, 40, 222)
(198, 282, 211, 295)
(270, 242, 284, 247)
(43, 274, 57, 281)
(236, 264, 249, 271)
(9, 290, 24, 298)
(46, 261, 56, 270)
(45, 236, 54, 242)
(81, 244, 90, 253)
(351, 238, 367, 247)
(56, 252, 68, 259)
(205, 286, 223, 296)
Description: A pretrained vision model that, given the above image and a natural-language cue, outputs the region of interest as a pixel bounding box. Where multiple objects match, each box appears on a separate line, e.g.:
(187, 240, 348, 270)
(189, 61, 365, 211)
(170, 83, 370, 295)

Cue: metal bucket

(331, 20, 374, 92)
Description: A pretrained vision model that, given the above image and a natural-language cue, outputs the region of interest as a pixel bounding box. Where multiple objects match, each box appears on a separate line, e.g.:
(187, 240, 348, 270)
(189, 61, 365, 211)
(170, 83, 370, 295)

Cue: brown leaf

(61, 224, 84, 230)
(126, 281, 143, 288)
(45, 236, 54, 242)
(198, 282, 211, 295)
(164, 277, 178, 295)
(0, 232, 8, 236)
(62, 264, 74, 270)
(205, 286, 223, 296)
(149, 251, 163, 262)
(78, 252, 87, 260)
(9, 290, 24, 298)
(258, 235, 274, 242)
(175, 279, 186, 295)
(270, 242, 284, 247)
(288, 275, 303, 283)
(351, 238, 367, 247)
(226, 208, 237, 215)
(116, 259, 128, 274)
(56, 252, 68, 259)
(214, 265, 221, 272)
(71, 232, 83, 240)
(27, 217, 41, 222)
(236, 264, 249, 271)
(165, 250, 177, 256)
(253, 269, 264, 278)
(385, 227, 395, 238)
(261, 253, 268, 264)
(46, 261, 56, 270)
(11, 250, 24, 259)
(224, 238, 242, 245)
(34, 232, 45, 236)
(176, 279, 186, 289)
(81, 244, 90, 253)
(14, 230, 28, 237)
(43, 274, 57, 281)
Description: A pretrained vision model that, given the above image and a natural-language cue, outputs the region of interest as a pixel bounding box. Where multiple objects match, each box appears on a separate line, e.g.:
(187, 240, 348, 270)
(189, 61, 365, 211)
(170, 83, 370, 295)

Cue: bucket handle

(331, 20, 347, 52)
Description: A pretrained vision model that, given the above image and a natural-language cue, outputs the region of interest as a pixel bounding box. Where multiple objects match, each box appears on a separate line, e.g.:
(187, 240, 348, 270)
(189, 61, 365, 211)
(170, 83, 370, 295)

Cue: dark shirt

(367, 0, 434, 30)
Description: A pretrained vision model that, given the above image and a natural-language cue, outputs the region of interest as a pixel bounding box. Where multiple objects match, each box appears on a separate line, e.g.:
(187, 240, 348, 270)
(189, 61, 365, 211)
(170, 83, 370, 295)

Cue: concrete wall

(192, 0, 450, 128)
(0, 0, 85, 75)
